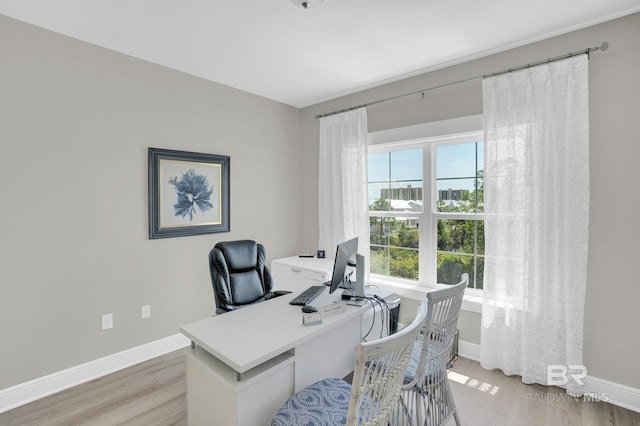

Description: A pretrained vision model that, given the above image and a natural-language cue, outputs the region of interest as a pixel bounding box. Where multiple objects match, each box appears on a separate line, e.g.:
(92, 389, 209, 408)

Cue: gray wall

(0, 16, 302, 389)
(300, 13, 640, 389)
(2, 12, 638, 393)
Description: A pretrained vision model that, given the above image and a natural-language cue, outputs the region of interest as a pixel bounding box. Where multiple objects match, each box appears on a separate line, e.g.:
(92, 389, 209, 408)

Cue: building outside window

(368, 130, 484, 289)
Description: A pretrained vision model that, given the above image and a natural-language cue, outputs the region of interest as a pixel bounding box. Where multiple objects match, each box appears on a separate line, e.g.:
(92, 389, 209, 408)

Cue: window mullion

(421, 144, 435, 284)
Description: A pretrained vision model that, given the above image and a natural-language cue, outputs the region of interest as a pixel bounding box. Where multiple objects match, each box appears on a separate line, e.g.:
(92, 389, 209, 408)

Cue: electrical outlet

(101, 313, 113, 330)
(141, 305, 151, 319)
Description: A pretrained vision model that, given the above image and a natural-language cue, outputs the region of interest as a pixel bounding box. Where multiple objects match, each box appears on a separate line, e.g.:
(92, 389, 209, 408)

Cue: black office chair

(209, 240, 290, 315)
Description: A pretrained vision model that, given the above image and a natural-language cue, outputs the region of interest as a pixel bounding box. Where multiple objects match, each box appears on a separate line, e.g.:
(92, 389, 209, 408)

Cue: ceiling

(1, 1, 639, 108)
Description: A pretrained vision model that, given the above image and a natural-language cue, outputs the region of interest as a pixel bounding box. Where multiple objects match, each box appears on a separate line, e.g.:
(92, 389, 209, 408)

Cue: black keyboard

(289, 285, 326, 306)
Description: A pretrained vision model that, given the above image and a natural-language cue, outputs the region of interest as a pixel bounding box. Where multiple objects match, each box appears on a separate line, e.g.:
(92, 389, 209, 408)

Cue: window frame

(367, 117, 484, 296)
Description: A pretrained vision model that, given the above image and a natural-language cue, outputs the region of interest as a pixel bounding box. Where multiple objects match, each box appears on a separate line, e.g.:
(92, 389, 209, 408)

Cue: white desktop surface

(180, 286, 364, 375)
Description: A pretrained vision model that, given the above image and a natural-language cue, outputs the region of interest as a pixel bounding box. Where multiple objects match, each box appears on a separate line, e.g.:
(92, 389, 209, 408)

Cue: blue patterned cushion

(404, 340, 445, 385)
(404, 340, 423, 384)
(271, 378, 351, 426)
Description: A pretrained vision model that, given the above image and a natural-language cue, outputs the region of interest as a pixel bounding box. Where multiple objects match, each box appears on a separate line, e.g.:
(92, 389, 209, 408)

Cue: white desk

(181, 285, 384, 426)
(271, 255, 335, 292)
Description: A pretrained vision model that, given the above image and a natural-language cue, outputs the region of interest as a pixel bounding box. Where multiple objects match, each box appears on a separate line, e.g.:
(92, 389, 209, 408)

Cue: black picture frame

(148, 148, 230, 239)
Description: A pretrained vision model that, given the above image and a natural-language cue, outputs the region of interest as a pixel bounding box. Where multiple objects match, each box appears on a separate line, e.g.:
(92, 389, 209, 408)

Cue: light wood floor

(0, 350, 186, 426)
(446, 356, 640, 426)
(1, 350, 638, 425)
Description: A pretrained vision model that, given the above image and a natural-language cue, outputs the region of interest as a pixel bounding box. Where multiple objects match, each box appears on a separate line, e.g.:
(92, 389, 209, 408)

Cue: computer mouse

(301, 306, 318, 313)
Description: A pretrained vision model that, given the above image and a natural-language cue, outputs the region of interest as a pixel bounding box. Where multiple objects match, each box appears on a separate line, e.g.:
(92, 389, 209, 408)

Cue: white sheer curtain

(481, 55, 590, 396)
(318, 108, 370, 272)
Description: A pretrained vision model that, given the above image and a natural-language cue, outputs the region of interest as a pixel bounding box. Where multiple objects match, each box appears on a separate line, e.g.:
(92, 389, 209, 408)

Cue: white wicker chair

(271, 302, 428, 426)
(395, 273, 468, 426)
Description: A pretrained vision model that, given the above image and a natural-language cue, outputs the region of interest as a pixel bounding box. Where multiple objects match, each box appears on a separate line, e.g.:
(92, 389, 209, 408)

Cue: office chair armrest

(266, 290, 292, 300)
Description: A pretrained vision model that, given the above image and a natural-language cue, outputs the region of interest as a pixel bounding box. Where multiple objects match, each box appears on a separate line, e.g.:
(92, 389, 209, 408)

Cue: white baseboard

(0, 334, 191, 414)
(458, 339, 481, 362)
(584, 375, 640, 413)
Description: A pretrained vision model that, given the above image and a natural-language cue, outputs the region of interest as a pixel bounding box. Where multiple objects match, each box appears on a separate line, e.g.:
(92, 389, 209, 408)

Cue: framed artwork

(148, 148, 230, 239)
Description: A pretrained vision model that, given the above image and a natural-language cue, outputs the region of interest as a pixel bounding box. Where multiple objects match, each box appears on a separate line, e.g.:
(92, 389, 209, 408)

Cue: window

(368, 149, 422, 281)
(368, 129, 484, 289)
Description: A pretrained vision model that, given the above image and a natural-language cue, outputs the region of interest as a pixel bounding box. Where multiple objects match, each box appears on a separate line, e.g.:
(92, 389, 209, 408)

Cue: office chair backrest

(209, 240, 274, 314)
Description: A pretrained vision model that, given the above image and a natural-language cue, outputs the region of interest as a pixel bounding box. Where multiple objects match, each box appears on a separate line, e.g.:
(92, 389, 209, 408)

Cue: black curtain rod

(315, 42, 609, 120)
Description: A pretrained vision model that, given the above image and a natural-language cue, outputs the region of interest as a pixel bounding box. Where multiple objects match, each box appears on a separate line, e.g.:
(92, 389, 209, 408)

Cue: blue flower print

(168, 169, 214, 221)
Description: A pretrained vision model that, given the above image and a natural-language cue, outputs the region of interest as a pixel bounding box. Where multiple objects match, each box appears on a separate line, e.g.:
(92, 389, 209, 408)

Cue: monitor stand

(342, 290, 367, 306)
(343, 253, 366, 306)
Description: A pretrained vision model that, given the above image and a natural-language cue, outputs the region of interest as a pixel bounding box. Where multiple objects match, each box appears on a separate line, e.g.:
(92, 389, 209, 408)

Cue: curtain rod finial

(600, 42, 609, 51)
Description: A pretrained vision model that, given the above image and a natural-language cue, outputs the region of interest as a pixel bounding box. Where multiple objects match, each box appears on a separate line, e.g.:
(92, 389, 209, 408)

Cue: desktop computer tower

(385, 294, 401, 335)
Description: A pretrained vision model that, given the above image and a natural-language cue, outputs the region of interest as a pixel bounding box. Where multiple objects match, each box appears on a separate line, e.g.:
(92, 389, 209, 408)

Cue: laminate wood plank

(448, 376, 480, 423)
(468, 405, 508, 426)
(471, 367, 518, 418)
(544, 402, 582, 426)
(79, 379, 185, 425)
(612, 403, 640, 426)
(154, 363, 186, 387)
(119, 394, 186, 426)
(581, 398, 606, 426)
(504, 381, 549, 425)
(606, 402, 622, 426)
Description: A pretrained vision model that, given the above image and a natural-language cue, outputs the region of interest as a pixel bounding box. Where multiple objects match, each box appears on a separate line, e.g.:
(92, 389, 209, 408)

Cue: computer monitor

(327, 237, 359, 296)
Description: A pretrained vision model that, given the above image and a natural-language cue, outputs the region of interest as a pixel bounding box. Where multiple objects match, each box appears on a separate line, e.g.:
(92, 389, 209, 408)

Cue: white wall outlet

(101, 313, 113, 330)
(141, 305, 151, 319)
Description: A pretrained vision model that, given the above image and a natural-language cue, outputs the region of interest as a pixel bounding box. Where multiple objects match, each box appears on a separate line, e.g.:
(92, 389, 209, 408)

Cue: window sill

(367, 276, 483, 314)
